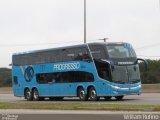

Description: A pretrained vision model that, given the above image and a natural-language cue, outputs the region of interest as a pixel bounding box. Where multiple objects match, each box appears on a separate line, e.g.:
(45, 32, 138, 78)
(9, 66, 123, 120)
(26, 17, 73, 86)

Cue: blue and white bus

(12, 42, 147, 101)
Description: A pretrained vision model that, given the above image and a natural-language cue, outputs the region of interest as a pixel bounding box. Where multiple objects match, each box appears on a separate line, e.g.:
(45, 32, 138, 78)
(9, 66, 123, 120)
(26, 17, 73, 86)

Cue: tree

(0, 68, 12, 87)
(139, 59, 160, 84)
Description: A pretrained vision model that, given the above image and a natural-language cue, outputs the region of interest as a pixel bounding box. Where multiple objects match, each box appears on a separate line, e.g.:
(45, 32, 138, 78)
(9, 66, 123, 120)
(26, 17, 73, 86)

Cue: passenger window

(36, 71, 94, 84)
(89, 46, 106, 60)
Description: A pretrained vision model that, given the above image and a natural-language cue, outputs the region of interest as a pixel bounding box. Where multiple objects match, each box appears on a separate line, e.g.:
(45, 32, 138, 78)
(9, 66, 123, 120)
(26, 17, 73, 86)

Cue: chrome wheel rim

(90, 90, 96, 99)
(34, 90, 38, 99)
(80, 90, 85, 99)
(26, 90, 31, 99)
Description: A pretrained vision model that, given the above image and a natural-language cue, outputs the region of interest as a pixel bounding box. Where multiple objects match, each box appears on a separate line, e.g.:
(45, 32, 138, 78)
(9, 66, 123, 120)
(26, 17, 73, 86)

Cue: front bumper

(108, 84, 142, 96)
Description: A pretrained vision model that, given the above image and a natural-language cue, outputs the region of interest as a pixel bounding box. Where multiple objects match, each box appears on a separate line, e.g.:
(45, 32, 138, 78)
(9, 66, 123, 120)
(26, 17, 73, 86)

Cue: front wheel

(115, 96, 124, 100)
(89, 87, 99, 101)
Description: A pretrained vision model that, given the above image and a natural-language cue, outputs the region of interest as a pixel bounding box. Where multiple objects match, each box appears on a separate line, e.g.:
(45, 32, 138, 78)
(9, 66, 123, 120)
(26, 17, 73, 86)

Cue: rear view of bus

(12, 42, 147, 101)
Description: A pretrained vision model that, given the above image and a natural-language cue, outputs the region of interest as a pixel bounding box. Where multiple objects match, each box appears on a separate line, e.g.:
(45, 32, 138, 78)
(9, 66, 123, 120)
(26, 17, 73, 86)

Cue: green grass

(0, 102, 160, 111)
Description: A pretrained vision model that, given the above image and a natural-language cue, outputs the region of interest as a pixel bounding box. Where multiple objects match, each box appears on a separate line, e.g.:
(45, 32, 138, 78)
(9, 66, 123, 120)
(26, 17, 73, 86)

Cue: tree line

(0, 59, 160, 87)
(0, 68, 12, 87)
(139, 59, 160, 84)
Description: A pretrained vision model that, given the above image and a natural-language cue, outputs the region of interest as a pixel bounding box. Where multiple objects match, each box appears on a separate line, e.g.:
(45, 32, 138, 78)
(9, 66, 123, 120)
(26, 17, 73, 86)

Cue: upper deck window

(106, 44, 136, 59)
(89, 46, 106, 60)
(12, 46, 91, 66)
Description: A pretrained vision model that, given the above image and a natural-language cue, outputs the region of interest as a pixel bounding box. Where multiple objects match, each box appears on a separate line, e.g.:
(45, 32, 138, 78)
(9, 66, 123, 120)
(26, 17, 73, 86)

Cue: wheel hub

(34, 91, 38, 99)
(26, 90, 30, 99)
(80, 91, 85, 98)
(91, 90, 96, 99)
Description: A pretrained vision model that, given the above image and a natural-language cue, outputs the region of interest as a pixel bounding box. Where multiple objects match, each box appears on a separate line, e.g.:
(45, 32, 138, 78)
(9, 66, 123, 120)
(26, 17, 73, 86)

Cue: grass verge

(0, 102, 160, 111)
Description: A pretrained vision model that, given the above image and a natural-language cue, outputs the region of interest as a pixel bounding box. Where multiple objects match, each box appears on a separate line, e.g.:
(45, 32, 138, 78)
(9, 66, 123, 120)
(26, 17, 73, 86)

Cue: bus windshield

(89, 43, 140, 84)
(106, 44, 136, 59)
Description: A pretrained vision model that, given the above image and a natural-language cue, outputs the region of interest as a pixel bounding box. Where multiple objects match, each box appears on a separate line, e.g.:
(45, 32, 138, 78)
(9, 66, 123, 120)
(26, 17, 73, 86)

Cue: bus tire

(104, 96, 112, 101)
(24, 89, 32, 101)
(78, 87, 88, 101)
(115, 96, 124, 100)
(33, 88, 40, 101)
(89, 87, 99, 101)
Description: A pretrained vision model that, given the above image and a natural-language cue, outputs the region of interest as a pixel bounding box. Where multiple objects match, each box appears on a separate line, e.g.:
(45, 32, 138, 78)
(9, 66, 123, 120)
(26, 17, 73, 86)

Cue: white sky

(0, 0, 160, 68)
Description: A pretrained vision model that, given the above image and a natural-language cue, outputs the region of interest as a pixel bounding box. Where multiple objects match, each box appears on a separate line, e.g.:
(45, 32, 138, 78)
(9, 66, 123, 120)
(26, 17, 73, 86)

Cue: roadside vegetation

(140, 59, 160, 84)
(0, 59, 160, 87)
(0, 102, 159, 111)
(0, 68, 12, 87)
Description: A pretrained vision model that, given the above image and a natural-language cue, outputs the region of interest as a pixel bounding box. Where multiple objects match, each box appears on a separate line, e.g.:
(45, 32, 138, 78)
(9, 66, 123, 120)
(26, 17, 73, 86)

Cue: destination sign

(118, 62, 134, 65)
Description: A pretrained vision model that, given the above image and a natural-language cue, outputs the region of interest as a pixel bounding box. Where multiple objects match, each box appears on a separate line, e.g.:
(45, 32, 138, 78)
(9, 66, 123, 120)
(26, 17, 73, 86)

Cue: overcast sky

(0, 0, 160, 68)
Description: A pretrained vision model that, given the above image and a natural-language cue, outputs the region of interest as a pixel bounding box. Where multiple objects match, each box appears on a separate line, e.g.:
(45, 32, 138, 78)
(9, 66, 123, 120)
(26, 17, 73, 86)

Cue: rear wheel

(24, 89, 32, 101)
(115, 96, 124, 100)
(78, 87, 88, 101)
(89, 87, 99, 101)
(33, 88, 40, 101)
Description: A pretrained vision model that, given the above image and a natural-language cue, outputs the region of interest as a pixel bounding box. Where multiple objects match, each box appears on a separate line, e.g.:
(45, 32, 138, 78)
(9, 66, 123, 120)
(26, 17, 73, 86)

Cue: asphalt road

(0, 93, 160, 104)
(0, 110, 160, 120)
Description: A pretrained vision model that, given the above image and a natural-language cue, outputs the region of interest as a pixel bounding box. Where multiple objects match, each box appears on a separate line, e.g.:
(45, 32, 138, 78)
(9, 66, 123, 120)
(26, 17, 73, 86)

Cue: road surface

(0, 110, 160, 120)
(0, 93, 160, 104)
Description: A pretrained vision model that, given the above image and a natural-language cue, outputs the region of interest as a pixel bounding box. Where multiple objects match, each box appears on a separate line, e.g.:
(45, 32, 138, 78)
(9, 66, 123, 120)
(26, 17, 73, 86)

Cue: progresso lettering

(53, 62, 80, 71)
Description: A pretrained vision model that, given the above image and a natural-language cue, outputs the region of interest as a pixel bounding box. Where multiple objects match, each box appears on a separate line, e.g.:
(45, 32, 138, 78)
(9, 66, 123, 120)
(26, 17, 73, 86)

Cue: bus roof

(13, 42, 128, 56)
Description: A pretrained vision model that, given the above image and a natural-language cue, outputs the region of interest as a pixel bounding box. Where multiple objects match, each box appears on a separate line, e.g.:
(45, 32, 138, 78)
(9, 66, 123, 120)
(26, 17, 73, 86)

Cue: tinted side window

(94, 60, 112, 81)
(36, 71, 94, 84)
(63, 49, 75, 62)
(89, 45, 106, 60)
(13, 46, 92, 66)
(60, 47, 91, 62)
(74, 47, 91, 61)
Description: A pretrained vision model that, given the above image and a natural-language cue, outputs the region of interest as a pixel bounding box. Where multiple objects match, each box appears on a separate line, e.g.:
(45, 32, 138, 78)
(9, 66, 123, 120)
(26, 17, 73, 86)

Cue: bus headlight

(108, 84, 142, 90)
(109, 84, 120, 89)
(138, 84, 141, 88)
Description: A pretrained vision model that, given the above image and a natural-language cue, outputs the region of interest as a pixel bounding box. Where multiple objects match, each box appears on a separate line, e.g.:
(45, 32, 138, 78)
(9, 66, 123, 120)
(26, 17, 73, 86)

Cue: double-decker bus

(12, 42, 147, 101)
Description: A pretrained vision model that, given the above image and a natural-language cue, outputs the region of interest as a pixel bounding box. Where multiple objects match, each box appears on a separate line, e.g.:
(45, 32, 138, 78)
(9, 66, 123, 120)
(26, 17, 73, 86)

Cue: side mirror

(137, 58, 148, 71)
